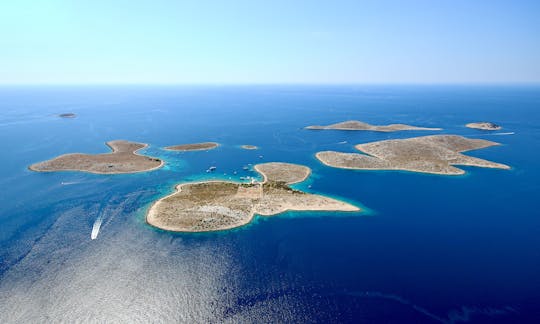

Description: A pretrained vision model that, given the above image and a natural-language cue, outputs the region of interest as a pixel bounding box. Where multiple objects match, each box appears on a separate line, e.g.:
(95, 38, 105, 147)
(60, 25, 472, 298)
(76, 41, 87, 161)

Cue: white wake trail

(91, 215, 103, 240)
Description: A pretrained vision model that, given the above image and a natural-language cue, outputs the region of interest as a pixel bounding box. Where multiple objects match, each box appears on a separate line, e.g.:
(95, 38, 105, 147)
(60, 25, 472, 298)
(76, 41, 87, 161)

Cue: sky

(0, 0, 539, 84)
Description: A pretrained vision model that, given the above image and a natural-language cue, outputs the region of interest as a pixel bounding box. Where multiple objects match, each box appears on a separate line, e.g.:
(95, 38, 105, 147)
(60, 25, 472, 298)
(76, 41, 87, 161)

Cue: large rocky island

(305, 120, 441, 132)
(146, 162, 359, 232)
(316, 135, 510, 175)
(29, 140, 163, 174)
(165, 142, 219, 151)
(466, 122, 502, 131)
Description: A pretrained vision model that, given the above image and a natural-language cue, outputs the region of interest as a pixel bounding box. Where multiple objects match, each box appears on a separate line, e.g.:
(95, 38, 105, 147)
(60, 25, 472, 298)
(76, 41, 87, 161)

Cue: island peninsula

(146, 162, 359, 232)
(165, 142, 219, 151)
(29, 140, 163, 174)
(316, 135, 510, 175)
(305, 120, 441, 132)
(466, 122, 502, 131)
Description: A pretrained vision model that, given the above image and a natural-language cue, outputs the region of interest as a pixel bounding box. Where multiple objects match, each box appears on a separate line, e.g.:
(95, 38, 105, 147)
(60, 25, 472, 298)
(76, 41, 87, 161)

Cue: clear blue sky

(1, 0, 539, 84)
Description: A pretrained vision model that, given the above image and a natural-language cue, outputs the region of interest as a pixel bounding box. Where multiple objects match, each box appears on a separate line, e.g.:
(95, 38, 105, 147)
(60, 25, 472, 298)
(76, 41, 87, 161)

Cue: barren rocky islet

(58, 113, 76, 118)
(165, 142, 219, 151)
(306, 120, 442, 132)
(466, 122, 502, 130)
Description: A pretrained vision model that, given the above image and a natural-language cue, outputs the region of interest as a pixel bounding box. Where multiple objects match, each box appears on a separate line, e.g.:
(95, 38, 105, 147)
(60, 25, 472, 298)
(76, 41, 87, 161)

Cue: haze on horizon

(0, 0, 539, 85)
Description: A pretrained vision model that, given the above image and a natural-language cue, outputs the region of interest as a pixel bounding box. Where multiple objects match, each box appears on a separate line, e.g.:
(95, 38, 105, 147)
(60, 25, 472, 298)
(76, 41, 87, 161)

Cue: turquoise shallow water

(0, 85, 539, 323)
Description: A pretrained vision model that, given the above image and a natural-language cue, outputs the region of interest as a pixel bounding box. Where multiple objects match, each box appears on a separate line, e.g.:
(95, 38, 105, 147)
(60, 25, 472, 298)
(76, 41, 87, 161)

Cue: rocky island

(466, 122, 502, 131)
(241, 145, 259, 150)
(316, 135, 510, 175)
(165, 142, 219, 151)
(305, 120, 441, 132)
(29, 140, 163, 174)
(58, 113, 76, 118)
(146, 162, 359, 232)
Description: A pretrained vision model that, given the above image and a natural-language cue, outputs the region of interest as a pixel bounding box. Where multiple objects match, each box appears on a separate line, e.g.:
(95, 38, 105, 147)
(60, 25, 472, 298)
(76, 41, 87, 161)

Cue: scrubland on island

(146, 162, 359, 232)
(316, 135, 510, 175)
(29, 140, 163, 174)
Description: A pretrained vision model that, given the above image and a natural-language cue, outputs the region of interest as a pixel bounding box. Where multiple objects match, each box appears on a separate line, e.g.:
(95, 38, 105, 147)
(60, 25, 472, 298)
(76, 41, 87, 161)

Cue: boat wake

(61, 181, 79, 185)
(466, 132, 515, 138)
(91, 215, 103, 240)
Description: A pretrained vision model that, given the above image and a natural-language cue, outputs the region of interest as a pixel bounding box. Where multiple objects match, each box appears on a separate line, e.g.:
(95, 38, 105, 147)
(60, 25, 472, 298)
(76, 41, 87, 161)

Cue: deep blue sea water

(0, 85, 539, 323)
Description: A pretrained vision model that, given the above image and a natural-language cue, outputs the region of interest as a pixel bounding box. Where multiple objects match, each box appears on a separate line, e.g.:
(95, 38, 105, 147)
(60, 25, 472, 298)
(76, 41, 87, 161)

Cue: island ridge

(305, 120, 442, 132)
(316, 135, 510, 175)
(146, 162, 359, 232)
(29, 140, 163, 174)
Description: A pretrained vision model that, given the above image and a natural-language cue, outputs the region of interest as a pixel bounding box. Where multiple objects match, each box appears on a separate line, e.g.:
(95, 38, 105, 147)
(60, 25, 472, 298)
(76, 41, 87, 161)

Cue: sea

(0, 85, 538, 323)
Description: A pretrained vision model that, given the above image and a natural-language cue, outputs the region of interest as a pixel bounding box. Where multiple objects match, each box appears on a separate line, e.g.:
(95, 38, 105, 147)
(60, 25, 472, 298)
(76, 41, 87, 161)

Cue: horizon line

(0, 81, 539, 87)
